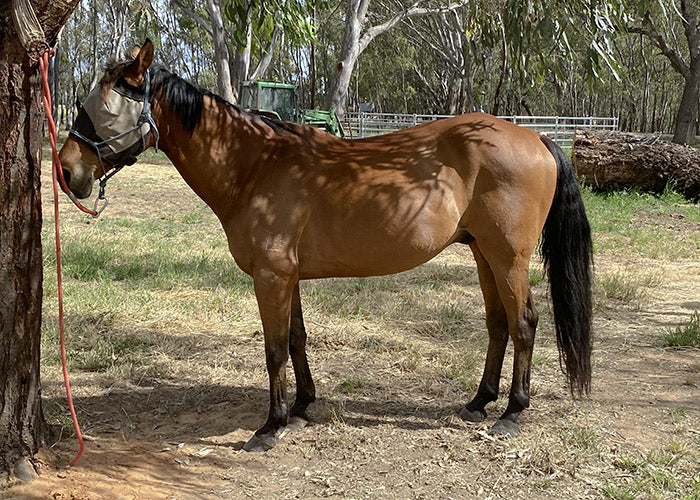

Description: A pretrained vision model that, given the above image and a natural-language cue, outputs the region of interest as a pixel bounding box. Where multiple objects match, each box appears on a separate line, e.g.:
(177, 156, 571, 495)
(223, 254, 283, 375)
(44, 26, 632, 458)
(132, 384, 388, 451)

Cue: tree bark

(326, 0, 465, 118)
(231, 22, 252, 103)
(573, 129, 700, 200)
(205, 0, 234, 102)
(0, 0, 79, 484)
(672, 66, 700, 144)
(627, 2, 700, 145)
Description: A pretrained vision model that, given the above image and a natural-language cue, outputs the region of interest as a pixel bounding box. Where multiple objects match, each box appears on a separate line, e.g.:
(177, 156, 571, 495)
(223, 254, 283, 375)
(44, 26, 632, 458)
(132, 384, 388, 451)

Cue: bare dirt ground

(2, 161, 699, 500)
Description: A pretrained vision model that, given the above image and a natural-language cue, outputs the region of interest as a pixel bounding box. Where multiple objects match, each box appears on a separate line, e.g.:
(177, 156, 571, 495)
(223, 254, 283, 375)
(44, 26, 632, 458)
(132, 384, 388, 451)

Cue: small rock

(14, 458, 38, 482)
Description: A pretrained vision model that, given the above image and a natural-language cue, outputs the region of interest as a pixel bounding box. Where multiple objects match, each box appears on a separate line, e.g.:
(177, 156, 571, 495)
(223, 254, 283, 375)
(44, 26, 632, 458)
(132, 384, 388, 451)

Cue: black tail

(540, 136, 593, 397)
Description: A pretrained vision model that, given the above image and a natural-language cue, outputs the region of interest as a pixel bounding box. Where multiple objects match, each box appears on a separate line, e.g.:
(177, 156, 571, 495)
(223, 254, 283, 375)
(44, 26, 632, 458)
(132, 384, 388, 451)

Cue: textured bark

(627, 2, 700, 145)
(573, 129, 700, 200)
(205, 0, 234, 102)
(0, 0, 79, 484)
(325, 0, 465, 118)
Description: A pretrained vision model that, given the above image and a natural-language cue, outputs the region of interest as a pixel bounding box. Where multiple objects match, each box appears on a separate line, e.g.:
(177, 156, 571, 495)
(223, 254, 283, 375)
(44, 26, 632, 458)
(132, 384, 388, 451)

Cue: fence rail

(343, 112, 619, 147)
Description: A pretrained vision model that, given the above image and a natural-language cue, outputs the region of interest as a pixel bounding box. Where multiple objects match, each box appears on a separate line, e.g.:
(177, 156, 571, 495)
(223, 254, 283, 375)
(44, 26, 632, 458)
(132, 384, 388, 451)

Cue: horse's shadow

(43, 375, 467, 450)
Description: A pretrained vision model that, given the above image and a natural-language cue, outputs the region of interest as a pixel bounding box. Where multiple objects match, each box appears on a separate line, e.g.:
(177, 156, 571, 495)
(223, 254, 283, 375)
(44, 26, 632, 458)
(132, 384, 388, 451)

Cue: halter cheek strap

(69, 69, 160, 213)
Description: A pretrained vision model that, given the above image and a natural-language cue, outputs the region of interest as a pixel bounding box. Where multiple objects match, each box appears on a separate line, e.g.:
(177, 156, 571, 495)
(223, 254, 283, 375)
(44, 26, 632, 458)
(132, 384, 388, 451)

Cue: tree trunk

(672, 68, 700, 144)
(326, 0, 366, 117)
(231, 21, 252, 104)
(0, 0, 79, 485)
(573, 129, 700, 200)
(51, 39, 60, 127)
(205, 0, 234, 102)
(326, 0, 464, 118)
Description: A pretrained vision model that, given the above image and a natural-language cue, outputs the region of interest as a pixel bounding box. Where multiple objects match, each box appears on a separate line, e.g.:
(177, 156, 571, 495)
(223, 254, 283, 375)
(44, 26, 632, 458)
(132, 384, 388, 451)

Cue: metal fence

(343, 112, 619, 147)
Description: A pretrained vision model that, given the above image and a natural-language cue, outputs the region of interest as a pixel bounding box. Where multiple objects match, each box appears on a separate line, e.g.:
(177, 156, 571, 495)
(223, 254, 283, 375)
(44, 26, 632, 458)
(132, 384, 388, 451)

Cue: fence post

(360, 112, 365, 138)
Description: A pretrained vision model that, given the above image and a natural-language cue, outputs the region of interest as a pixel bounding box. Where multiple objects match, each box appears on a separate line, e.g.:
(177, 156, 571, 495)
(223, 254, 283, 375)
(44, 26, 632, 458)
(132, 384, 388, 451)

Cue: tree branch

(171, 0, 213, 36)
(358, 0, 466, 54)
(248, 26, 280, 80)
(627, 11, 689, 79)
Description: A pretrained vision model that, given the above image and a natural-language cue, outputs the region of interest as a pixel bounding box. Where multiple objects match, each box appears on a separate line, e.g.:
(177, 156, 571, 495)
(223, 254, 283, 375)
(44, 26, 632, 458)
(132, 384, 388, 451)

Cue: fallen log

(572, 129, 700, 201)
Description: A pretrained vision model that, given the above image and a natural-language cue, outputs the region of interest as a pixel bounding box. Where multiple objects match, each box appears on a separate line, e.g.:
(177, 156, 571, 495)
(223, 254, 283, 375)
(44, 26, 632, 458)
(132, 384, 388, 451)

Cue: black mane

(149, 64, 298, 135)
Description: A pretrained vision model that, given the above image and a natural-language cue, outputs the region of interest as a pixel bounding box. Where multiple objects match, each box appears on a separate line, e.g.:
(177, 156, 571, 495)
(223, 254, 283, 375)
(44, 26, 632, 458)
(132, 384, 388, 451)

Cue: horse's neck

(152, 95, 260, 217)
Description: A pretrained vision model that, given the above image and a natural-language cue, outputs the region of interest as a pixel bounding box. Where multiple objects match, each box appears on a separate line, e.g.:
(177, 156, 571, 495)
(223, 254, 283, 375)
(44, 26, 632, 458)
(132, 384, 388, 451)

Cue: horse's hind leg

(462, 232, 539, 437)
(488, 253, 539, 437)
(460, 243, 509, 422)
(289, 282, 316, 420)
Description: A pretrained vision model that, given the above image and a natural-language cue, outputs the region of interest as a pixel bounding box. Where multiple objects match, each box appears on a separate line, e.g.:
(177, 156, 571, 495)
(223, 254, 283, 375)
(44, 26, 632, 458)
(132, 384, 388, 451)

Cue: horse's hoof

(243, 417, 309, 452)
(243, 433, 277, 452)
(283, 416, 308, 434)
(459, 407, 487, 423)
(490, 419, 520, 438)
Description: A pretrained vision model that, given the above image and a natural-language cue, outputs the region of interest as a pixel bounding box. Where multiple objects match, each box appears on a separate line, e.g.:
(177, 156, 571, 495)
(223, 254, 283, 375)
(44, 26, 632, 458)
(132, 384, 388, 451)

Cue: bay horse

(58, 40, 592, 452)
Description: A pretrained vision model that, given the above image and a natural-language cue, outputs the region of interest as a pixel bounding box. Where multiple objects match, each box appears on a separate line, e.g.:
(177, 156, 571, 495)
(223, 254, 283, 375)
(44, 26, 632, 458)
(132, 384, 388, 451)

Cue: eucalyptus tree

(1, 0, 80, 484)
(404, 11, 476, 114)
(625, 0, 700, 143)
(324, 0, 471, 117)
(222, 0, 316, 101)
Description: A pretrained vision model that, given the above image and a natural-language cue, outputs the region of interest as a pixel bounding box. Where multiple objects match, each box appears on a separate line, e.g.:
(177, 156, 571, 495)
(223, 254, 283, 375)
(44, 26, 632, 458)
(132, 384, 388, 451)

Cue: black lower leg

(461, 312, 508, 421)
(289, 284, 315, 418)
(493, 295, 537, 435)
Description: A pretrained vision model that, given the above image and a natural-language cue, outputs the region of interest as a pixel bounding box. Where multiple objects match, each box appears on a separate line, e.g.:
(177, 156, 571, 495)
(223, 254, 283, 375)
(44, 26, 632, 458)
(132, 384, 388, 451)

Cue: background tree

(625, 0, 700, 144)
(324, 0, 469, 116)
(0, 0, 80, 484)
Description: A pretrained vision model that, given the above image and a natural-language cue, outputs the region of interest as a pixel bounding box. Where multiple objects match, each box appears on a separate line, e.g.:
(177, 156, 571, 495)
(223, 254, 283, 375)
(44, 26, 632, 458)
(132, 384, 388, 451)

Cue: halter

(69, 69, 160, 214)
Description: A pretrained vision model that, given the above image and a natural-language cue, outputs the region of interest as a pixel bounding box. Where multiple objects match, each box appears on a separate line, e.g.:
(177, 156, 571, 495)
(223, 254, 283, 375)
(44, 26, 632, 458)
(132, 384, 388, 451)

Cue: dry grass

(22, 152, 700, 499)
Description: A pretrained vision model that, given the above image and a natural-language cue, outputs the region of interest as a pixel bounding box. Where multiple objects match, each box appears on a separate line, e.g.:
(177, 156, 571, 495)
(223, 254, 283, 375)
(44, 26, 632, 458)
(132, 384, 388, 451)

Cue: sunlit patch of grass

(338, 378, 363, 394)
(664, 311, 700, 348)
(602, 482, 637, 500)
(582, 186, 700, 258)
(531, 352, 552, 368)
(595, 271, 661, 306)
(412, 303, 476, 338)
(528, 268, 545, 286)
(438, 351, 480, 393)
(605, 441, 699, 499)
(567, 426, 599, 453)
(669, 407, 688, 425)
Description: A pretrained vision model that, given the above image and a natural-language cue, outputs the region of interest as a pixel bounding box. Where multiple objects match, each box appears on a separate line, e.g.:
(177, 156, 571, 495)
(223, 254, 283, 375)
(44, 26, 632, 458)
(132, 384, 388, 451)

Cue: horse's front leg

(243, 265, 298, 452)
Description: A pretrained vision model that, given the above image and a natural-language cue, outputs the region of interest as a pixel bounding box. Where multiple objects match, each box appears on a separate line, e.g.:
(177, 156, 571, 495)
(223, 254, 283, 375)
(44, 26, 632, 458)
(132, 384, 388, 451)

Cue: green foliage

(223, 0, 316, 50)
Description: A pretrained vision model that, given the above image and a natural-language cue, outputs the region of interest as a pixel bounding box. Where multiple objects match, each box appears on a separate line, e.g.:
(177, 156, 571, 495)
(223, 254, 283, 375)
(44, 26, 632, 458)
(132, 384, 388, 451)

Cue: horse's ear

(125, 38, 154, 79)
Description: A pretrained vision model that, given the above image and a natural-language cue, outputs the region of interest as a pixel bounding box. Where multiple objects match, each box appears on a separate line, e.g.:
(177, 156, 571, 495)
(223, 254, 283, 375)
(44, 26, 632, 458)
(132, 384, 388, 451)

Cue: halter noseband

(69, 68, 160, 214)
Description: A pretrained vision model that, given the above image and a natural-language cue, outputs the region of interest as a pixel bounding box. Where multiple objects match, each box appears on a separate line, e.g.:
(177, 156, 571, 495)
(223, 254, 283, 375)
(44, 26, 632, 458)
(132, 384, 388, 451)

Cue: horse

(58, 40, 592, 452)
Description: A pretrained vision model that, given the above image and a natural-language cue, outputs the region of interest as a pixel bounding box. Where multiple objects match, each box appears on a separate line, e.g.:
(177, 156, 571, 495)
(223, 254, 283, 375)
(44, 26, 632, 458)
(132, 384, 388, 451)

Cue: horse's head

(59, 40, 155, 199)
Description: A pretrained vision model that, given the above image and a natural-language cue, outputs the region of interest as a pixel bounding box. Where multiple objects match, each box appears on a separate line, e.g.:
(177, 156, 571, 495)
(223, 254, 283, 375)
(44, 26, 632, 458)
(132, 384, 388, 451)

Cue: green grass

(439, 351, 480, 392)
(528, 268, 545, 286)
(582, 185, 700, 259)
(604, 442, 700, 499)
(664, 311, 700, 348)
(595, 271, 660, 304)
(338, 378, 364, 394)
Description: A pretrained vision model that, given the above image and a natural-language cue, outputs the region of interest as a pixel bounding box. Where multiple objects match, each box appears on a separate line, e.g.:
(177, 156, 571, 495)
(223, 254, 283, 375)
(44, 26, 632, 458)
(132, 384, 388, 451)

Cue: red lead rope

(38, 49, 85, 466)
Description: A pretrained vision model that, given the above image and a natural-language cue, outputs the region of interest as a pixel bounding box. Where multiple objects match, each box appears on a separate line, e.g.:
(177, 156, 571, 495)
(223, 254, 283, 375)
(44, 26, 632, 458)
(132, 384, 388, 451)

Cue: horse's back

(290, 113, 556, 279)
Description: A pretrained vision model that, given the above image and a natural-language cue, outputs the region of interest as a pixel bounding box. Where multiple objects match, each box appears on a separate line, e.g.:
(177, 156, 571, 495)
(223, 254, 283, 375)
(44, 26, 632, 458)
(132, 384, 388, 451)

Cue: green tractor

(240, 80, 344, 137)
